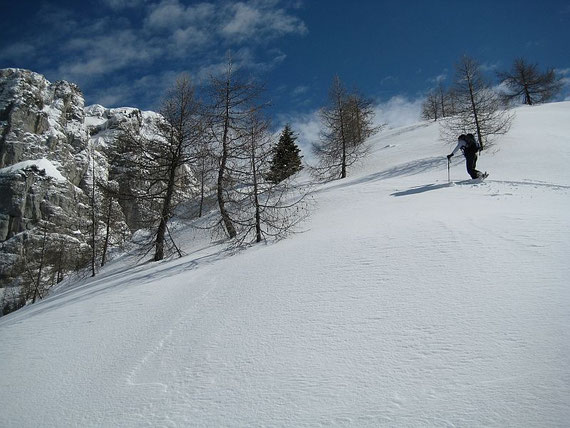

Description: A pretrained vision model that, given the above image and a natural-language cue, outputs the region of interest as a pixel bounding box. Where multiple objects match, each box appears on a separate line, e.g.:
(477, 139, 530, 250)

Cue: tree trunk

(154, 159, 177, 261)
(468, 78, 483, 151)
(251, 133, 262, 243)
(355, 106, 362, 144)
(338, 98, 347, 179)
(198, 158, 205, 218)
(100, 196, 112, 267)
(91, 156, 97, 277)
(524, 84, 533, 105)
(33, 224, 48, 303)
(217, 81, 237, 238)
(56, 244, 64, 283)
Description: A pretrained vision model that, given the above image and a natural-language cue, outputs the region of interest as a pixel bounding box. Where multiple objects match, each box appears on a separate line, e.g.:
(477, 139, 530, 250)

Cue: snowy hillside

(1, 102, 569, 427)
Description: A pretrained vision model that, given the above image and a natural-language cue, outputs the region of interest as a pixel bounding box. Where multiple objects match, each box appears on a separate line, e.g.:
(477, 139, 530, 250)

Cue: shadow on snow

(391, 182, 451, 197)
(319, 156, 447, 194)
(0, 242, 238, 325)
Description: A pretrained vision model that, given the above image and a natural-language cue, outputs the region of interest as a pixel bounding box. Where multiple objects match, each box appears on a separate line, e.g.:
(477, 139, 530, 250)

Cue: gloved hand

(446, 154, 453, 160)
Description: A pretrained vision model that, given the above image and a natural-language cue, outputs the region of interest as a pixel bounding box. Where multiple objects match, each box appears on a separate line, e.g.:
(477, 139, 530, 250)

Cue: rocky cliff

(0, 69, 164, 310)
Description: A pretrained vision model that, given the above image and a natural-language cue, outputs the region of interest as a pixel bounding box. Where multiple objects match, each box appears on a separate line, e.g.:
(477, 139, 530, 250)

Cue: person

(446, 133, 487, 179)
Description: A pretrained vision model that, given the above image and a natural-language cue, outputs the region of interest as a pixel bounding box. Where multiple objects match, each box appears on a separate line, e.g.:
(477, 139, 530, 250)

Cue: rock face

(0, 68, 88, 185)
(0, 69, 164, 307)
(0, 69, 89, 244)
(85, 104, 167, 229)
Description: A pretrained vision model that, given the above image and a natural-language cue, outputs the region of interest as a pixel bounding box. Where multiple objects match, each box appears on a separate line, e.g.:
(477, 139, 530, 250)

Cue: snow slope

(1, 103, 569, 427)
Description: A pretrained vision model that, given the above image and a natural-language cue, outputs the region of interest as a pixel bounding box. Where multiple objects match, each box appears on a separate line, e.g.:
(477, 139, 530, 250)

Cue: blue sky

(1, 0, 570, 136)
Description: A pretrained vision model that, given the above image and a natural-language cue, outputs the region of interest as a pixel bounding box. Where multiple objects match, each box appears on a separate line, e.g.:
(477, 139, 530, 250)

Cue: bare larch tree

(206, 56, 263, 238)
(498, 58, 562, 106)
(422, 90, 440, 121)
(313, 76, 379, 180)
(116, 75, 202, 261)
(442, 55, 513, 150)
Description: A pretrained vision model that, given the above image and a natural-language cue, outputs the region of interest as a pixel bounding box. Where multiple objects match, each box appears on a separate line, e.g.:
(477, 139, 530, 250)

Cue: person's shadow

(391, 183, 451, 196)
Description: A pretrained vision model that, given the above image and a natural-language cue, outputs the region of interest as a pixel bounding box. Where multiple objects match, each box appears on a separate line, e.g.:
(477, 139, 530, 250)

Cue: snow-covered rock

(0, 158, 67, 182)
(0, 68, 88, 184)
(0, 69, 165, 297)
(0, 69, 91, 248)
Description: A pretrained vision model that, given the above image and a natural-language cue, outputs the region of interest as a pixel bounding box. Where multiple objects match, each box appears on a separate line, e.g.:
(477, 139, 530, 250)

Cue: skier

(446, 133, 487, 180)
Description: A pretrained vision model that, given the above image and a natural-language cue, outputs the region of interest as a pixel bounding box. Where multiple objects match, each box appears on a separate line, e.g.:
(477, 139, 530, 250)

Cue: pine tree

(266, 125, 303, 184)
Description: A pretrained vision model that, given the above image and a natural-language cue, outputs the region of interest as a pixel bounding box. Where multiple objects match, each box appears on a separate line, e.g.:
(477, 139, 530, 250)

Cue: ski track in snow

(1, 103, 569, 427)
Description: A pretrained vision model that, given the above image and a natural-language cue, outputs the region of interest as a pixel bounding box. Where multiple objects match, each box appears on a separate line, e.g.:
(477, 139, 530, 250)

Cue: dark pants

(464, 151, 482, 179)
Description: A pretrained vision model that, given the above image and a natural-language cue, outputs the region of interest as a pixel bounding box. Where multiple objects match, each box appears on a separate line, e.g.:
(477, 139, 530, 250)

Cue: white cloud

(89, 70, 181, 108)
(172, 26, 211, 50)
(556, 69, 570, 101)
(222, 3, 262, 38)
(145, 0, 215, 30)
(374, 96, 423, 129)
(101, 0, 147, 10)
(94, 87, 132, 107)
(144, 0, 306, 45)
(3, 0, 307, 109)
(380, 75, 397, 85)
(194, 61, 230, 82)
(292, 85, 309, 96)
(281, 95, 424, 163)
(480, 62, 500, 73)
(221, 1, 308, 42)
(428, 72, 448, 85)
(59, 30, 160, 80)
(145, 0, 186, 29)
(525, 40, 541, 48)
(0, 42, 36, 61)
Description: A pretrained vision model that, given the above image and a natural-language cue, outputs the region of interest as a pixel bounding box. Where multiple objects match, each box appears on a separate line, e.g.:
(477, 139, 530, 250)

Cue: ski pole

(447, 158, 450, 183)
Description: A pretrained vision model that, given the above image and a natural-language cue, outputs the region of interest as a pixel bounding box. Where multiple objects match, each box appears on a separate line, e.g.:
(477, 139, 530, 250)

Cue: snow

(1, 102, 569, 427)
(0, 158, 67, 182)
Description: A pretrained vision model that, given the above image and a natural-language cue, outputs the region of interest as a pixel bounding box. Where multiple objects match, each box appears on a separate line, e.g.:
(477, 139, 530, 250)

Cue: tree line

(110, 59, 313, 264)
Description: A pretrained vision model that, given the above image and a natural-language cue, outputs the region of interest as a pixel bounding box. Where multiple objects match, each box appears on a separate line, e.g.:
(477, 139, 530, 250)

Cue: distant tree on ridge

(498, 58, 562, 106)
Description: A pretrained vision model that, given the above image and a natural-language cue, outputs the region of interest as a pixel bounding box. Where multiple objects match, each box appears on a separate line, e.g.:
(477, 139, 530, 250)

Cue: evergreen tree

(266, 125, 303, 184)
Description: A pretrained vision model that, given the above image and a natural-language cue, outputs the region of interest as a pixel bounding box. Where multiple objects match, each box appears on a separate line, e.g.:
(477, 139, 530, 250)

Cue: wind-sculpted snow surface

(0, 102, 569, 426)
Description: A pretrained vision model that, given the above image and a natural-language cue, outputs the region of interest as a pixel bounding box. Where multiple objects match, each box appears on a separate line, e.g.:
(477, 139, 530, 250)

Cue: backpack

(462, 133, 479, 154)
